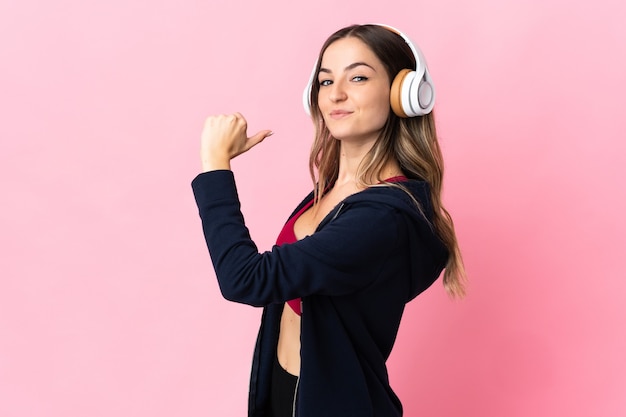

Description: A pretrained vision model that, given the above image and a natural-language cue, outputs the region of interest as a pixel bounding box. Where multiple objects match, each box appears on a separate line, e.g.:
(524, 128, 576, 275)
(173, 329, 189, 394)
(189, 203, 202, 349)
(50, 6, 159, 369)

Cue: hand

(200, 113, 273, 172)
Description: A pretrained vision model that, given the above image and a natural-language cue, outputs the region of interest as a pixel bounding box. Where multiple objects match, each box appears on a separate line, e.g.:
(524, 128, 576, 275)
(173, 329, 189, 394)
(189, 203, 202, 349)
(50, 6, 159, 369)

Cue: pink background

(1, 0, 625, 416)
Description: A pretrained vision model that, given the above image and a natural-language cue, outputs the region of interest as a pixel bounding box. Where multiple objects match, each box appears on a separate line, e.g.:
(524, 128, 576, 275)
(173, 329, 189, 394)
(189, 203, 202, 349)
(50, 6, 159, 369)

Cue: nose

(329, 80, 347, 103)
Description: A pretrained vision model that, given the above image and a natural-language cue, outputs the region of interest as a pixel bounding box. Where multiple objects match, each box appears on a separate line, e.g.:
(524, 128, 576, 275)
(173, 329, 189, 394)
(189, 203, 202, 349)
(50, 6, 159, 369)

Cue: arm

(191, 170, 400, 306)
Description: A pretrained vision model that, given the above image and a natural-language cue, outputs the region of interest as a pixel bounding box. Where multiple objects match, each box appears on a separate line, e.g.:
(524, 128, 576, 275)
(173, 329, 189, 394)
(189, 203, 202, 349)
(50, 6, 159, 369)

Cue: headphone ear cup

(303, 83, 312, 116)
(416, 70, 435, 115)
(390, 69, 412, 118)
(390, 68, 435, 118)
(302, 59, 319, 116)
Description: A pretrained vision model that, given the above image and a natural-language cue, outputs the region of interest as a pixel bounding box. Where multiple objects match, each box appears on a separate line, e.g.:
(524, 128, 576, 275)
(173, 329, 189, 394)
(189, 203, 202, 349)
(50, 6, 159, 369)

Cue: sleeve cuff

(191, 170, 239, 207)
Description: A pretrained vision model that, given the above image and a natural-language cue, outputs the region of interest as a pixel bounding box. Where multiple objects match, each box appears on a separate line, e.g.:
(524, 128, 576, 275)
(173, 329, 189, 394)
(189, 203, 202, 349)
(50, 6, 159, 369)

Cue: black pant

(269, 354, 298, 417)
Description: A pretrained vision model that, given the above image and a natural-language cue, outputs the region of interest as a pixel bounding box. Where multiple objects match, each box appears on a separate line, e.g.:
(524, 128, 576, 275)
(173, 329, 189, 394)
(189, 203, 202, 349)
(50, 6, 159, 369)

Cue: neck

(335, 141, 403, 187)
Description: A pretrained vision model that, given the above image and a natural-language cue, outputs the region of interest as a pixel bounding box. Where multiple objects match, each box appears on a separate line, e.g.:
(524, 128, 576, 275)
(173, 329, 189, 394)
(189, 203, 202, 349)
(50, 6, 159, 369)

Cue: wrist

(201, 154, 231, 172)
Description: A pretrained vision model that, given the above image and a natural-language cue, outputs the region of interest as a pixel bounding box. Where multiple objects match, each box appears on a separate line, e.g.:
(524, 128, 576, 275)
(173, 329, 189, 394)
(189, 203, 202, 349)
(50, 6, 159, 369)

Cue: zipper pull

(331, 203, 345, 221)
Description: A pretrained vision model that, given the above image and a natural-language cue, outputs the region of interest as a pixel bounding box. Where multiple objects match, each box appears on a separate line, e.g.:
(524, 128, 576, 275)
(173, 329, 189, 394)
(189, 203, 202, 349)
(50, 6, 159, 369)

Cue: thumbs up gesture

(200, 113, 273, 172)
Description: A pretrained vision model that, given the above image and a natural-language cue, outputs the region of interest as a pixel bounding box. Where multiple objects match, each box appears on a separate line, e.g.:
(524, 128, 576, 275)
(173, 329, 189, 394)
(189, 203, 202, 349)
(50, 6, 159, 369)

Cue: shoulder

(346, 179, 434, 220)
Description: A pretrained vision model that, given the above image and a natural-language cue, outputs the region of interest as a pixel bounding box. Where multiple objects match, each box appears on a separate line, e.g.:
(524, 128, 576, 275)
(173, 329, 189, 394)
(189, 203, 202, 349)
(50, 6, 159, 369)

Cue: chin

(328, 131, 353, 141)
(328, 126, 380, 142)
(326, 126, 358, 141)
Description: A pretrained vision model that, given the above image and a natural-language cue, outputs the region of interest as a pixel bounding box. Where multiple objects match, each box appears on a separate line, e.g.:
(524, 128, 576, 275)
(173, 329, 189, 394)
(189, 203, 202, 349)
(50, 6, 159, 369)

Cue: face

(317, 37, 391, 145)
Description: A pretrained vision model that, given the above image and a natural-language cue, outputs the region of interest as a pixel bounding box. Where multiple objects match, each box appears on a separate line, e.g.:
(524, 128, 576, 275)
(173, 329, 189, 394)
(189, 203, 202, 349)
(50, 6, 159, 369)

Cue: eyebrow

(318, 62, 376, 74)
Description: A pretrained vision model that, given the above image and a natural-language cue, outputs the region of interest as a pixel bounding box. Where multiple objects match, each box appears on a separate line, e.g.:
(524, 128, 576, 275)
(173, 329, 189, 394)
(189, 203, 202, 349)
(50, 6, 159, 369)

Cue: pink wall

(1, 0, 624, 416)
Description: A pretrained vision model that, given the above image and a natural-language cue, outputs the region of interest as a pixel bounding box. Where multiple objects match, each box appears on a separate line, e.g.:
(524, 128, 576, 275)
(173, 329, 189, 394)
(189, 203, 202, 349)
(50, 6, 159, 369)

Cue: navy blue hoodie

(192, 170, 448, 417)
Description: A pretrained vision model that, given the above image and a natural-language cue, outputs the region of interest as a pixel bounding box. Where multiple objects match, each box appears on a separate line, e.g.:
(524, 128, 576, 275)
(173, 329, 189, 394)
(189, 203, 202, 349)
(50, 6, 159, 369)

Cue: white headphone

(302, 23, 436, 118)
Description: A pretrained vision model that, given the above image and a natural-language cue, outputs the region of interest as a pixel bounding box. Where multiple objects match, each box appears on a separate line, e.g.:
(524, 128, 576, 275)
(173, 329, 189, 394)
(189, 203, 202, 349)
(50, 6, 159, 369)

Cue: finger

(233, 112, 247, 128)
(245, 130, 274, 150)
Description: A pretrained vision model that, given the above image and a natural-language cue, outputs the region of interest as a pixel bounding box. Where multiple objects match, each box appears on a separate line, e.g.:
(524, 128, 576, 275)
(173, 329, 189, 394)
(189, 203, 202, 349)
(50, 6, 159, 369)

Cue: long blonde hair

(307, 24, 466, 298)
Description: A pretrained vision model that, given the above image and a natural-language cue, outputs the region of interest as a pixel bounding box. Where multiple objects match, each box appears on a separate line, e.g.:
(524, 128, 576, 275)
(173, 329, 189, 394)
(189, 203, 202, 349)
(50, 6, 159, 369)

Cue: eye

(352, 75, 368, 82)
(319, 79, 333, 87)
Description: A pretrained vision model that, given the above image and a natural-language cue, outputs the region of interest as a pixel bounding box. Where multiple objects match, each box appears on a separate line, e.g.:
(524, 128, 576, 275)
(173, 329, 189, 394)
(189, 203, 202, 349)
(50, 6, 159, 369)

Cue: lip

(329, 110, 353, 119)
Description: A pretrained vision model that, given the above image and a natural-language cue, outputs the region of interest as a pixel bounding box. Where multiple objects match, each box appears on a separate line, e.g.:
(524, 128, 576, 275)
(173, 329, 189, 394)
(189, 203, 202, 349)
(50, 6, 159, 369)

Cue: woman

(192, 23, 465, 417)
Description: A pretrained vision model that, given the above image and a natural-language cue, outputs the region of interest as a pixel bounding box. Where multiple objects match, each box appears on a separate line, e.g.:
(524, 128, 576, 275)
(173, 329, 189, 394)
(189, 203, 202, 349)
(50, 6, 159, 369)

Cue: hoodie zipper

(290, 205, 343, 417)
(292, 298, 303, 417)
(292, 375, 300, 417)
(317, 202, 345, 232)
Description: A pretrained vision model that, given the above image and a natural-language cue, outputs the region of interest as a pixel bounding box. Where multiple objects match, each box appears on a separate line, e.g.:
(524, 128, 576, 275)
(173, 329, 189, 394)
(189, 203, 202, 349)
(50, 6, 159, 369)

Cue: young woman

(192, 23, 465, 417)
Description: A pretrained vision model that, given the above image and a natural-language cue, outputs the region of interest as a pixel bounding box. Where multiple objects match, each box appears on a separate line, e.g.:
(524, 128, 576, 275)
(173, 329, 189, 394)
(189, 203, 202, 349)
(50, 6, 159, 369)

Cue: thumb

(246, 129, 274, 149)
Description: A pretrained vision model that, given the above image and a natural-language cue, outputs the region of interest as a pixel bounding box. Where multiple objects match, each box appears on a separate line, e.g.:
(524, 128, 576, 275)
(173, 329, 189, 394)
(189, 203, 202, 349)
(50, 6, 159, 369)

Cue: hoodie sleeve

(191, 170, 401, 306)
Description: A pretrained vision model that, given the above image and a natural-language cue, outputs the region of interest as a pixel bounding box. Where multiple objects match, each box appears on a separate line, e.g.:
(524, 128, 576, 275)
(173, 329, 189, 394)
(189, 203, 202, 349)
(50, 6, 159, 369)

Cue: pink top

(275, 175, 408, 316)
(275, 199, 314, 315)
